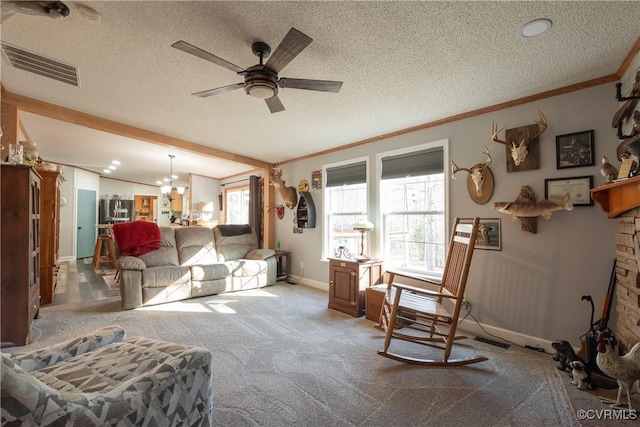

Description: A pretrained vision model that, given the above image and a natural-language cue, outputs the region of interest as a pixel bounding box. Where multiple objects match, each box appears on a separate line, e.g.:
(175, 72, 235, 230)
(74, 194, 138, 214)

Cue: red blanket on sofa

(112, 221, 161, 256)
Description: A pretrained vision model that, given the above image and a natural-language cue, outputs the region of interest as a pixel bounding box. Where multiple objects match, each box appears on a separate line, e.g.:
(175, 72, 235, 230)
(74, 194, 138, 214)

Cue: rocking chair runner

(377, 217, 488, 366)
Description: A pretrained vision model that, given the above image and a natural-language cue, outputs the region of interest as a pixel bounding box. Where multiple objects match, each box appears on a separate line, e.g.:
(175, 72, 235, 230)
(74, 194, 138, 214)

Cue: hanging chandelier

(160, 154, 185, 202)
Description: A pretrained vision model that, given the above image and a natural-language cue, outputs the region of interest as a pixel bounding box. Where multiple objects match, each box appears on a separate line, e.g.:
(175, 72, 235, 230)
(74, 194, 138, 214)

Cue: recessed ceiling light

(103, 169, 111, 173)
(519, 18, 552, 39)
(156, 180, 163, 185)
(112, 160, 121, 165)
(108, 165, 116, 170)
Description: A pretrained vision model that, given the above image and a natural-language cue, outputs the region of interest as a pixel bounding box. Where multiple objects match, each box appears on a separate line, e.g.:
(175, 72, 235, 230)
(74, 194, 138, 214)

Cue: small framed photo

(476, 218, 501, 251)
(555, 130, 595, 169)
(544, 175, 594, 206)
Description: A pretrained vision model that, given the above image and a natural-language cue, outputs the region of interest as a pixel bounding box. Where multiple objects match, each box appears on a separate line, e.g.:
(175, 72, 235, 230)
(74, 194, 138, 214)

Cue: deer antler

(526, 109, 548, 144)
(474, 145, 492, 170)
(451, 160, 471, 179)
(491, 110, 547, 147)
(491, 122, 507, 146)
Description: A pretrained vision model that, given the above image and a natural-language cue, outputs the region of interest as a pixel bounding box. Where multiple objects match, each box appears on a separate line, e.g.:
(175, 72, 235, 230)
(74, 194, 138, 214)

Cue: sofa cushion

(230, 259, 269, 277)
(190, 263, 233, 281)
(138, 227, 179, 267)
(142, 266, 190, 288)
(245, 248, 276, 260)
(31, 338, 191, 394)
(213, 227, 258, 261)
(175, 227, 218, 266)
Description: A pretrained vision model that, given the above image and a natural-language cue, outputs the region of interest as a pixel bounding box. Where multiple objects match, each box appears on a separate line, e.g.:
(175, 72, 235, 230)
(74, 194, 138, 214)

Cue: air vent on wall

(1, 42, 78, 86)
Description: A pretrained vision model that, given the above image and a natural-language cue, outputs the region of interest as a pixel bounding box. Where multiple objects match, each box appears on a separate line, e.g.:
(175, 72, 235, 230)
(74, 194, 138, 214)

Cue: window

(225, 186, 250, 224)
(379, 141, 447, 276)
(324, 159, 368, 259)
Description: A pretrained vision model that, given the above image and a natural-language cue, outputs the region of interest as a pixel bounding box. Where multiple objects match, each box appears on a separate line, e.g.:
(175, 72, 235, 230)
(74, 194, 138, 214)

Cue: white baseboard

(288, 275, 557, 354)
(458, 317, 556, 354)
(59, 256, 76, 262)
(287, 275, 328, 291)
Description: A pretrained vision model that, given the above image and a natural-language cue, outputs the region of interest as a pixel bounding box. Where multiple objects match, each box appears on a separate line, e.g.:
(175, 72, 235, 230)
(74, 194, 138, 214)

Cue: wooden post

(1, 102, 19, 161)
(262, 168, 275, 250)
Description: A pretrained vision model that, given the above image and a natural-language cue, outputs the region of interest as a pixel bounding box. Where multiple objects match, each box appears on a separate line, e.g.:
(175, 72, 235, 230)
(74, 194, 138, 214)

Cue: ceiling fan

(172, 27, 343, 113)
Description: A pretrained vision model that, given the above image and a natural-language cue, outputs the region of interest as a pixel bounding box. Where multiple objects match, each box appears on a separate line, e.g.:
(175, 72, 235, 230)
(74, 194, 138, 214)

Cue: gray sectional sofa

(117, 225, 276, 309)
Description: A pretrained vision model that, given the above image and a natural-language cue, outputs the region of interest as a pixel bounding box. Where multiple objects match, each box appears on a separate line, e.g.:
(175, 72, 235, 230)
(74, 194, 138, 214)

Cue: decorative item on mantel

(600, 156, 619, 183)
(352, 218, 374, 261)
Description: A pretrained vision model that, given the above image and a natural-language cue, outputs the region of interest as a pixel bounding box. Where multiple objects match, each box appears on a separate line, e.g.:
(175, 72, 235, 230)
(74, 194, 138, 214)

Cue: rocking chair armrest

(390, 283, 456, 300)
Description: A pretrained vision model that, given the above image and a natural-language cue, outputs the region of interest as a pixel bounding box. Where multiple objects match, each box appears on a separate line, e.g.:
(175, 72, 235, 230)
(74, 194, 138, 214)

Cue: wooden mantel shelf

(591, 175, 640, 218)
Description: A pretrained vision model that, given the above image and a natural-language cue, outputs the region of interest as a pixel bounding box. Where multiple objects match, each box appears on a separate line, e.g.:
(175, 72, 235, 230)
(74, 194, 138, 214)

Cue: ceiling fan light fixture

(248, 85, 275, 99)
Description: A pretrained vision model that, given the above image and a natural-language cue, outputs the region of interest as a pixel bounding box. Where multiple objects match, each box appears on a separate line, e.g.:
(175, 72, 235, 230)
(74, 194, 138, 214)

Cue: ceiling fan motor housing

(244, 65, 278, 99)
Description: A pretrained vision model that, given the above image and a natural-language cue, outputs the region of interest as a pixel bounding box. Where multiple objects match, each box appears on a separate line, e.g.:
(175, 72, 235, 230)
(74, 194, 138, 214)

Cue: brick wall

(615, 207, 640, 351)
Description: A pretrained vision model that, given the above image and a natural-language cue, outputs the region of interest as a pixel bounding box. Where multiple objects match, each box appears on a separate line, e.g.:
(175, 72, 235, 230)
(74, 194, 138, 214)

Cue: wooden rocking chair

(377, 217, 488, 366)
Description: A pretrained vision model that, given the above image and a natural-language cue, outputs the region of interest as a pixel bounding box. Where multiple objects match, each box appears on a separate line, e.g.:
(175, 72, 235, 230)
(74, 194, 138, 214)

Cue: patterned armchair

(1, 326, 213, 426)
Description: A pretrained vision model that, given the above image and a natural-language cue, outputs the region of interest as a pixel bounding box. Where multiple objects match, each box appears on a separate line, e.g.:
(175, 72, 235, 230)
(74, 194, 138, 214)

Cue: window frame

(322, 156, 370, 260)
(223, 184, 250, 225)
(376, 139, 449, 276)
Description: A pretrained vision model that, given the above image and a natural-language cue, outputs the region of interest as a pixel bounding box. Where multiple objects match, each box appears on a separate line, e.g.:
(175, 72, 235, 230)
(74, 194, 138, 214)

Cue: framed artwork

(544, 175, 593, 206)
(475, 218, 501, 251)
(311, 170, 322, 189)
(555, 130, 595, 169)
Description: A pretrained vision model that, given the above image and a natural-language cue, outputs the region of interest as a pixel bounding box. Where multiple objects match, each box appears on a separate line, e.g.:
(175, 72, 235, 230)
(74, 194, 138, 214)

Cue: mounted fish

(492, 185, 572, 234)
(491, 110, 547, 172)
(493, 192, 573, 220)
(451, 145, 494, 204)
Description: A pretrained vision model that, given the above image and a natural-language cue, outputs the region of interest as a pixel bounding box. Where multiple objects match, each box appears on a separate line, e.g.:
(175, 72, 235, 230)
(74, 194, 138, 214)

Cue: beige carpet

(10, 284, 579, 426)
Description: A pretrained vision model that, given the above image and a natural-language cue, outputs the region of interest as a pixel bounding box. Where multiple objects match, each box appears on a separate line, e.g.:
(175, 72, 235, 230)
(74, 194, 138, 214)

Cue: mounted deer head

(451, 145, 494, 204)
(269, 164, 298, 210)
(491, 110, 548, 166)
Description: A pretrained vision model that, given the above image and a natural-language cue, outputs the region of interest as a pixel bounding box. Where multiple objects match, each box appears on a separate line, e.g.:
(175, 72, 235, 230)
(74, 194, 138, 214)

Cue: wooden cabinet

(1, 165, 41, 346)
(134, 194, 155, 221)
(328, 258, 384, 317)
(37, 168, 62, 305)
(296, 191, 316, 228)
(170, 191, 182, 212)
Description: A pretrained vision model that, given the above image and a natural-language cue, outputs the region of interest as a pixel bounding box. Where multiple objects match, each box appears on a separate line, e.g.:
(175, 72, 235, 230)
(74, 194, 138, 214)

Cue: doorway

(77, 189, 96, 259)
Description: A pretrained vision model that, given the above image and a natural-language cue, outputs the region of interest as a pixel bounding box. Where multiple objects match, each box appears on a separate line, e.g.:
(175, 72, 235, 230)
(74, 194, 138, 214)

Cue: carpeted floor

(7, 284, 586, 426)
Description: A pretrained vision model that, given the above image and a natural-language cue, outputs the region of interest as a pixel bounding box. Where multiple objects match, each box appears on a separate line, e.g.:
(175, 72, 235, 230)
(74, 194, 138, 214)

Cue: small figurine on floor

(552, 339, 584, 372)
(596, 330, 640, 410)
(569, 360, 594, 390)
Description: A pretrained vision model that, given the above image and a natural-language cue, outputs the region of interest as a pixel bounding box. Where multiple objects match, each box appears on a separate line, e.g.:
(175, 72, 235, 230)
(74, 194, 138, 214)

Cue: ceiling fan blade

(265, 28, 312, 74)
(192, 83, 244, 98)
(265, 95, 285, 113)
(172, 40, 245, 74)
(279, 78, 343, 93)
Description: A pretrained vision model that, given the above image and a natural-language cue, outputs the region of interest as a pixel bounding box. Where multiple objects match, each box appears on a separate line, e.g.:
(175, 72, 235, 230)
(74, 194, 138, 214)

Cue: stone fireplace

(592, 176, 640, 350)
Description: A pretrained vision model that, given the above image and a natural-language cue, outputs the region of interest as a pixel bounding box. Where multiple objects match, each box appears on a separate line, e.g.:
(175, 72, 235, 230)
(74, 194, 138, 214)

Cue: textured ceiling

(1, 1, 639, 186)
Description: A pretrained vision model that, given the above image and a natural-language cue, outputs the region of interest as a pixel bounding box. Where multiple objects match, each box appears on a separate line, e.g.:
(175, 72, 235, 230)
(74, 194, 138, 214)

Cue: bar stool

(92, 230, 117, 270)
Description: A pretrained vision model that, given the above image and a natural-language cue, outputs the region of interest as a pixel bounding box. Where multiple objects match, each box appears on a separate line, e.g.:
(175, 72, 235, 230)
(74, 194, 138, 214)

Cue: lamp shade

(352, 219, 374, 230)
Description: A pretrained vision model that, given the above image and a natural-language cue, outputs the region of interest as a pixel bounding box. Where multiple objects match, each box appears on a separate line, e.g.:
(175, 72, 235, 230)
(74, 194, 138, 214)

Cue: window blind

(381, 146, 444, 180)
(326, 161, 367, 187)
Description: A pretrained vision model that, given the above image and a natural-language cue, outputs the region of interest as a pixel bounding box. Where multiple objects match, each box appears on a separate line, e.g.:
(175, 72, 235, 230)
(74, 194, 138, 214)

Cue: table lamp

(352, 219, 374, 257)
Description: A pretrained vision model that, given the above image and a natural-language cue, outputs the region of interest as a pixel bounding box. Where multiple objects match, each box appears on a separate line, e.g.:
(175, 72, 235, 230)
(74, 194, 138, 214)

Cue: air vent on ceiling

(1, 42, 78, 86)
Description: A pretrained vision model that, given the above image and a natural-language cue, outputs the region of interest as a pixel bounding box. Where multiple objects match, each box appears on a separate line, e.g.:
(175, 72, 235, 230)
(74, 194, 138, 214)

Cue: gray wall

(275, 82, 622, 348)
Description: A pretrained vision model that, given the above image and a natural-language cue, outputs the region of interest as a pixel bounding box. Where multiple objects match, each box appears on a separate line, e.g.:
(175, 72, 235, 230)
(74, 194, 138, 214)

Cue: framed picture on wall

(475, 218, 501, 251)
(555, 130, 595, 169)
(544, 175, 594, 206)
